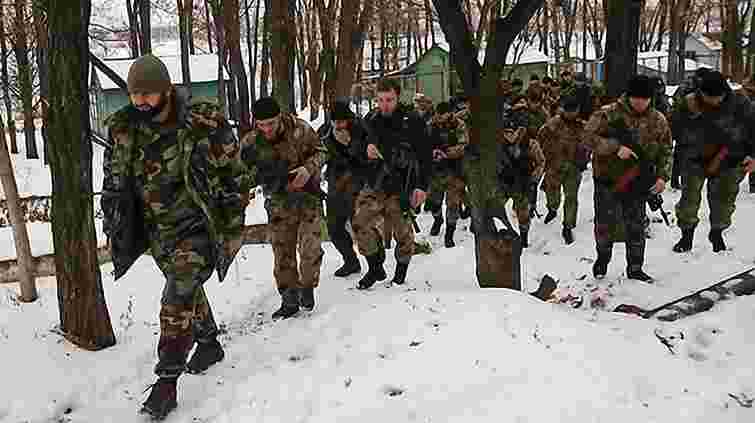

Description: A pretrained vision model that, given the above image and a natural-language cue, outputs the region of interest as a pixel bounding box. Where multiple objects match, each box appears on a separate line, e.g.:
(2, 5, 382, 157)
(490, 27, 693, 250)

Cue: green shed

(90, 54, 230, 136)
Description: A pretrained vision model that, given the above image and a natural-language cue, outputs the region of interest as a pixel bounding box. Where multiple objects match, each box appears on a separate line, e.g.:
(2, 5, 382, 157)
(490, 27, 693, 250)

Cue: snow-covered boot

(543, 209, 557, 224)
(627, 269, 654, 282)
(357, 253, 387, 290)
(299, 287, 315, 311)
(592, 255, 609, 279)
(391, 262, 409, 285)
(709, 229, 726, 252)
(186, 338, 224, 374)
(562, 227, 574, 245)
(140, 377, 178, 420)
(444, 224, 456, 248)
(272, 287, 300, 320)
(672, 228, 695, 253)
(334, 257, 361, 277)
(430, 216, 443, 236)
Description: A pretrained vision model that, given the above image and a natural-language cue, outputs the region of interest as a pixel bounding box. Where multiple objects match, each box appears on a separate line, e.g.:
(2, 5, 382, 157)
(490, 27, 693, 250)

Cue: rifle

(373, 145, 423, 233)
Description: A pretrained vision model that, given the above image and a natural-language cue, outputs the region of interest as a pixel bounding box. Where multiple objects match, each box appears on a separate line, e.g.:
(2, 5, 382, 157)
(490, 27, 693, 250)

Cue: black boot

(460, 206, 471, 219)
(520, 229, 529, 248)
(334, 257, 361, 277)
(384, 238, 392, 250)
(709, 229, 726, 252)
(391, 262, 409, 285)
(627, 269, 654, 282)
(444, 224, 456, 248)
(357, 253, 387, 290)
(272, 287, 300, 320)
(592, 256, 609, 279)
(430, 216, 443, 236)
(299, 287, 315, 311)
(186, 338, 224, 374)
(672, 228, 695, 253)
(544, 209, 557, 224)
(562, 227, 574, 245)
(140, 377, 178, 420)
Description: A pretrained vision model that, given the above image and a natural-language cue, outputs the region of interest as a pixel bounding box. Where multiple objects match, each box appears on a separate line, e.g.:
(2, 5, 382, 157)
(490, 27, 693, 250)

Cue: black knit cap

(330, 99, 352, 120)
(626, 75, 654, 98)
(436, 101, 451, 115)
(698, 70, 728, 96)
(560, 95, 580, 111)
(253, 97, 281, 120)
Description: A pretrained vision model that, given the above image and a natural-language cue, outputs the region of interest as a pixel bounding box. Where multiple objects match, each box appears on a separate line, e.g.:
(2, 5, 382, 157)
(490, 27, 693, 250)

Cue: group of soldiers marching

(101, 54, 755, 419)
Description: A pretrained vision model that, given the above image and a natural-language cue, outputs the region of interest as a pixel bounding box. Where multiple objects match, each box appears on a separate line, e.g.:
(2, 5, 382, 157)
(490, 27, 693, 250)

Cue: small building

(90, 54, 230, 136)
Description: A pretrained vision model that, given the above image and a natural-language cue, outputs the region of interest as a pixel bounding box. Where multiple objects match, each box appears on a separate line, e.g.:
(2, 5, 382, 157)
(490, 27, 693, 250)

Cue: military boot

(672, 228, 695, 253)
(272, 287, 300, 320)
(592, 254, 610, 279)
(140, 377, 178, 420)
(186, 338, 224, 374)
(357, 253, 387, 290)
(627, 269, 654, 282)
(709, 229, 726, 252)
(543, 208, 557, 224)
(299, 287, 315, 311)
(562, 227, 574, 245)
(520, 229, 529, 248)
(430, 216, 444, 236)
(391, 262, 409, 285)
(334, 256, 361, 277)
(444, 224, 456, 248)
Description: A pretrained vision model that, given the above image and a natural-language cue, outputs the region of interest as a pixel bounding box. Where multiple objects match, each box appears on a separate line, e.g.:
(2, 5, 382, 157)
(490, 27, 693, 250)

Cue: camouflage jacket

(102, 89, 251, 281)
(538, 115, 588, 173)
(496, 125, 546, 192)
(429, 112, 468, 176)
(585, 95, 672, 185)
(670, 92, 755, 173)
(241, 112, 326, 208)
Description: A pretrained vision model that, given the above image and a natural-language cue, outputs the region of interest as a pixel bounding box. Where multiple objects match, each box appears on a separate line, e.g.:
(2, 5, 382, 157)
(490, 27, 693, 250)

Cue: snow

(2, 112, 755, 421)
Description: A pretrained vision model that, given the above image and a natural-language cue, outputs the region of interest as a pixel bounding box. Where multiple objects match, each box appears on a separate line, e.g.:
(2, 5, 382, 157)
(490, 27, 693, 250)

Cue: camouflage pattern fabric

(353, 190, 414, 264)
(545, 163, 582, 229)
(268, 202, 324, 290)
(428, 175, 466, 226)
(675, 167, 746, 231)
(427, 111, 468, 224)
(593, 182, 647, 272)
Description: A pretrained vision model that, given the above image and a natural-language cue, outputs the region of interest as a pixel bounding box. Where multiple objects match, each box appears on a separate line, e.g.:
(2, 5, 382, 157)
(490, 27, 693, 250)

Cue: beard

(132, 94, 168, 122)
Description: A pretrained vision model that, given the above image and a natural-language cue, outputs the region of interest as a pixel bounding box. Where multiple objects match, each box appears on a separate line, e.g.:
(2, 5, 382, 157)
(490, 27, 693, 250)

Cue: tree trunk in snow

(604, 0, 642, 98)
(260, 0, 272, 97)
(47, 0, 116, 350)
(271, 0, 294, 112)
(1, 5, 18, 154)
(178, 0, 193, 97)
(14, 0, 38, 160)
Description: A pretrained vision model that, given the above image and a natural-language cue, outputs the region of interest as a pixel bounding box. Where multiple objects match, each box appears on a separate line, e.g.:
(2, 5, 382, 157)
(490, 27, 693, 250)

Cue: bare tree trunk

(724, 0, 743, 79)
(210, 0, 228, 113)
(178, 0, 193, 96)
(605, 0, 642, 97)
(306, 2, 321, 120)
(668, 0, 689, 84)
(48, 0, 116, 350)
(0, 6, 18, 155)
(288, 0, 296, 111)
(0, 119, 35, 302)
(247, 0, 259, 102)
(205, 0, 214, 53)
(226, 0, 252, 136)
(126, 0, 140, 57)
(139, 0, 151, 54)
(747, 0, 755, 75)
(188, 1, 196, 54)
(14, 0, 38, 160)
(260, 0, 271, 97)
(314, 0, 337, 113)
(271, 0, 295, 112)
(296, 1, 308, 109)
(34, 2, 49, 165)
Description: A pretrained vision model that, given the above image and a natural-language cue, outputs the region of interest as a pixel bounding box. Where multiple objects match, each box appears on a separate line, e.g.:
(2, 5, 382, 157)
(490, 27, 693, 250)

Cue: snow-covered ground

(2, 116, 755, 421)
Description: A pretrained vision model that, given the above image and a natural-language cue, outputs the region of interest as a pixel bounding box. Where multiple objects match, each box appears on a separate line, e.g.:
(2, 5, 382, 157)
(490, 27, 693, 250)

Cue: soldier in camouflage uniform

(670, 67, 713, 189)
(353, 78, 432, 289)
(102, 55, 251, 419)
(426, 101, 468, 248)
(734, 75, 755, 194)
(669, 71, 755, 253)
(584, 75, 672, 282)
(538, 94, 591, 244)
(516, 85, 550, 219)
(491, 102, 546, 248)
(241, 97, 327, 319)
(321, 99, 368, 277)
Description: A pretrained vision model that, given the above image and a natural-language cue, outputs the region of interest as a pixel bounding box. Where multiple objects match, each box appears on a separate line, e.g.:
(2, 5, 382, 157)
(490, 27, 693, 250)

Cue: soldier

(494, 102, 546, 248)
(584, 74, 672, 281)
(426, 101, 468, 247)
(670, 67, 713, 189)
(735, 75, 755, 194)
(669, 70, 755, 253)
(321, 99, 368, 276)
(242, 97, 327, 319)
(538, 93, 591, 244)
(517, 84, 550, 218)
(353, 78, 431, 289)
(101, 55, 251, 419)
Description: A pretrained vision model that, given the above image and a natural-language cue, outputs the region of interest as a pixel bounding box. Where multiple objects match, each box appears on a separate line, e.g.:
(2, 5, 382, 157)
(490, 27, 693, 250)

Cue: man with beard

(353, 78, 431, 289)
(426, 101, 468, 247)
(102, 55, 251, 419)
(538, 93, 591, 244)
(241, 97, 327, 319)
(670, 71, 755, 253)
(322, 99, 368, 277)
(413, 92, 435, 126)
(584, 75, 672, 281)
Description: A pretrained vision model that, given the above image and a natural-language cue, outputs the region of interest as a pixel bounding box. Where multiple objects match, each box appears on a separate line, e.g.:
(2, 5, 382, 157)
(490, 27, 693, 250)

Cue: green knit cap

(127, 54, 172, 94)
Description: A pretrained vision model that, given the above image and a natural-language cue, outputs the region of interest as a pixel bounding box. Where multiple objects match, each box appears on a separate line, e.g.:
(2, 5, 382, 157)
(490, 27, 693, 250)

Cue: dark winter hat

(253, 97, 281, 120)
(331, 99, 352, 120)
(560, 95, 580, 111)
(626, 75, 654, 98)
(698, 70, 729, 96)
(436, 102, 451, 115)
(127, 54, 172, 94)
(512, 78, 524, 87)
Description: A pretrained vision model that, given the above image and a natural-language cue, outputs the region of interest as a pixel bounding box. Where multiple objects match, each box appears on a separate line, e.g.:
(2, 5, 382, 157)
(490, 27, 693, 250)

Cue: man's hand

(743, 156, 755, 174)
(411, 189, 427, 209)
(288, 166, 311, 190)
(617, 145, 638, 160)
(652, 178, 666, 194)
(367, 144, 381, 160)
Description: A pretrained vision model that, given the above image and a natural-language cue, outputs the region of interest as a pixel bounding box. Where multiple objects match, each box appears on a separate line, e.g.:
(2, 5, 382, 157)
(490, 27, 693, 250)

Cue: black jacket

(320, 113, 370, 187)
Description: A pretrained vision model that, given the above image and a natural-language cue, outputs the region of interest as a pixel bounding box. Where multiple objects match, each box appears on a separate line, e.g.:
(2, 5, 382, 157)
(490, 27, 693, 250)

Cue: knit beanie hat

(698, 70, 729, 96)
(626, 75, 654, 98)
(253, 97, 281, 120)
(331, 99, 352, 120)
(127, 54, 172, 94)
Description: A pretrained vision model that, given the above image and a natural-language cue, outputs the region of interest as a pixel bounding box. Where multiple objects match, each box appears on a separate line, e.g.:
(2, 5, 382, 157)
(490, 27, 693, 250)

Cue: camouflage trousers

(327, 174, 358, 262)
(151, 231, 219, 377)
(269, 202, 324, 291)
(593, 181, 646, 272)
(675, 166, 745, 231)
(353, 189, 414, 263)
(544, 164, 582, 229)
(497, 191, 530, 233)
(427, 174, 465, 226)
